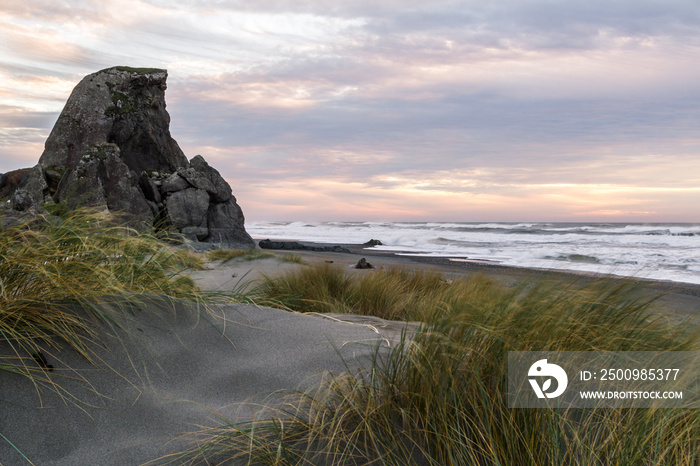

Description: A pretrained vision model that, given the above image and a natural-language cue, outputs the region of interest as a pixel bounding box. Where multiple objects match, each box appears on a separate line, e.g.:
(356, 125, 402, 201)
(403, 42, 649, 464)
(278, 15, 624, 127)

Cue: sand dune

(0, 297, 407, 465)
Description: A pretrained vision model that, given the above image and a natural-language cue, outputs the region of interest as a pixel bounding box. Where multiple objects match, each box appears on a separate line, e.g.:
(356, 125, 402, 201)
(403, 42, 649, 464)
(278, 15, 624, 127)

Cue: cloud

(234, 175, 700, 222)
(0, 104, 55, 170)
(1, 0, 699, 220)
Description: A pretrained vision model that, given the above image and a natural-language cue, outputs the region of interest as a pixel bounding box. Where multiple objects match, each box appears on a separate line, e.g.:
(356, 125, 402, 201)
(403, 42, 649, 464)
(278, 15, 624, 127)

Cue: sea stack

(12, 66, 255, 248)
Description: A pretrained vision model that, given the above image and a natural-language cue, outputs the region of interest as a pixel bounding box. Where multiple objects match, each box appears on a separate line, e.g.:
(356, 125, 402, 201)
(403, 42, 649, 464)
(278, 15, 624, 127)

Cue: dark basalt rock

(355, 258, 374, 269)
(11, 189, 34, 212)
(38, 66, 188, 174)
(138, 172, 161, 204)
(363, 239, 383, 247)
(207, 201, 251, 245)
(54, 143, 153, 224)
(0, 168, 31, 199)
(176, 167, 217, 195)
(189, 155, 232, 203)
(7, 67, 255, 248)
(166, 188, 210, 236)
(161, 172, 191, 193)
(20, 165, 50, 205)
(259, 239, 351, 253)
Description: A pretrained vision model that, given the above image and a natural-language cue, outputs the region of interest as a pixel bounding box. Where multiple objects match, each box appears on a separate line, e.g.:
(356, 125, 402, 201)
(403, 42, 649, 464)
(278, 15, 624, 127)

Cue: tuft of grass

(0, 209, 214, 376)
(206, 248, 247, 262)
(253, 262, 479, 321)
(206, 248, 276, 263)
(169, 248, 207, 270)
(278, 252, 308, 265)
(177, 264, 699, 465)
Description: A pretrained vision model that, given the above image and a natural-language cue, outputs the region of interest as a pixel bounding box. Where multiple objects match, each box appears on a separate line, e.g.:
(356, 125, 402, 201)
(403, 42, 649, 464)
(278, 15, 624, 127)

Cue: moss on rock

(102, 66, 167, 75)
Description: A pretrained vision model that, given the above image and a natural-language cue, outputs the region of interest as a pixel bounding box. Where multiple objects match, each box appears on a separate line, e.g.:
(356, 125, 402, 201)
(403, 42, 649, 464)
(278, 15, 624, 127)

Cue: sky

(1, 0, 699, 222)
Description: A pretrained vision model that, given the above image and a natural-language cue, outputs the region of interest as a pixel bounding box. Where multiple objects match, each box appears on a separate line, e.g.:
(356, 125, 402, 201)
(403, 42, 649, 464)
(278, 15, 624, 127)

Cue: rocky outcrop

(0, 169, 49, 229)
(38, 66, 187, 174)
(259, 239, 351, 253)
(7, 66, 254, 248)
(0, 168, 31, 200)
(362, 239, 383, 247)
(54, 143, 153, 223)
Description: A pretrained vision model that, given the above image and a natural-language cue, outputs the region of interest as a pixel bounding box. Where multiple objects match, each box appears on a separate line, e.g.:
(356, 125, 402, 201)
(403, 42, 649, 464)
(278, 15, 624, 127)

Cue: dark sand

(196, 239, 700, 326)
(0, 301, 406, 465)
(1, 241, 697, 464)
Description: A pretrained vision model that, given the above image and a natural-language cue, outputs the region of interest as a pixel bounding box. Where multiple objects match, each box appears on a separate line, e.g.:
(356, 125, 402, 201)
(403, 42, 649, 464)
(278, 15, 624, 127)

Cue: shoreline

(253, 237, 700, 294)
(189, 238, 700, 328)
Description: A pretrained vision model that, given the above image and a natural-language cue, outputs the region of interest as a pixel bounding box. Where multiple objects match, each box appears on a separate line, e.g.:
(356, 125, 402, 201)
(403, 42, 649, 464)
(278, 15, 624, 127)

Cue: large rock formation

(6, 66, 254, 248)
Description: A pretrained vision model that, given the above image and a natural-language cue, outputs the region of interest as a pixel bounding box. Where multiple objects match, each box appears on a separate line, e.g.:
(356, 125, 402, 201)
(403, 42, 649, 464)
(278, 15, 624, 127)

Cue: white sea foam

(247, 221, 700, 284)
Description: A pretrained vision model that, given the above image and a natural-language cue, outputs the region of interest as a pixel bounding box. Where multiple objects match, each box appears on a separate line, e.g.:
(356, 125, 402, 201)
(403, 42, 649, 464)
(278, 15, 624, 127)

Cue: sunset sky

(1, 0, 699, 222)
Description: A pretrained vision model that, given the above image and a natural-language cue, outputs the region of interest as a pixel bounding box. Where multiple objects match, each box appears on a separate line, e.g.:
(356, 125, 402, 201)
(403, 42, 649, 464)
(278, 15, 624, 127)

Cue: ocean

(246, 221, 700, 285)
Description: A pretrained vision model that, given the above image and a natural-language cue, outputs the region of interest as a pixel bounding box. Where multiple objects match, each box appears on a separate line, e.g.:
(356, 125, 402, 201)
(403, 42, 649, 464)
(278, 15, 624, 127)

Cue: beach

(1, 240, 698, 464)
(193, 239, 700, 327)
(4, 4, 700, 462)
(246, 221, 700, 285)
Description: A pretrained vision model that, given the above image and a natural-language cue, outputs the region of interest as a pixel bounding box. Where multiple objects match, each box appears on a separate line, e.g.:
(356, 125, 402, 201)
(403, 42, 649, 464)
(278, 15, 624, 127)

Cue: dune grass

(207, 248, 276, 263)
(278, 252, 308, 265)
(0, 209, 218, 382)
(253, 262, 492, 321)
(178, 263, 699, 465)
(3, 214, 696, 465)
(170, 248, 208, 270)
(206, 248, 307, 266)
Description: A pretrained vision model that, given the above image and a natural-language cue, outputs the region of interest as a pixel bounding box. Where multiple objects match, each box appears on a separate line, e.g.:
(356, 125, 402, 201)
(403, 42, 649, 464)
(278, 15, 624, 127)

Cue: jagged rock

(181, 226, 210, 242)
(363, 239, 383, 247)
(189, 155, 232, 203)
(177, 167, 217, 195)
(165, 188, 210, 240)
(10, 66, 255, 248)
(43, 166, 66, 193)
(207, 200, 249, 244)
(1, 165, 51, 209)
(0, 202, 49, 229)
(138, 172, 161, 204)
(20, 165, 50, 204)
(161, 172, 190, 193)
(55, 154, 108, 209)
(259, 239, 351, 253)
(38, 66, 188, 175)
(0, 168, 31, 199)
(55, 143, 153, 225)
(11, 189, 34, 211)
(1, 176, 50, 227)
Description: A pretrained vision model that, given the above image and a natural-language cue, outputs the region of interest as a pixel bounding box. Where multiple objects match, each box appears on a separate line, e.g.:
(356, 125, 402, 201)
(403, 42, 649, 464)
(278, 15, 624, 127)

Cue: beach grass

(207, 248, 276, 263)
(170, 248, 208, 270)
(180, 263, 699, 465)
(254, 262, 499, 322)
(2, 215, 697, 465)
(206, 248, 307, 266)
(0, 209, 219, 385)
(278, 252, 308, 265)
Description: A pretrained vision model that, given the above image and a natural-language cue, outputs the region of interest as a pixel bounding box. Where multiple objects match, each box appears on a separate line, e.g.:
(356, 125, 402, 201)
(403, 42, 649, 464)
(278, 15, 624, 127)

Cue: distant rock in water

(259, 239, 351, 253)
(363, 239, 383, 247)
(5, 66, 254, 248)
